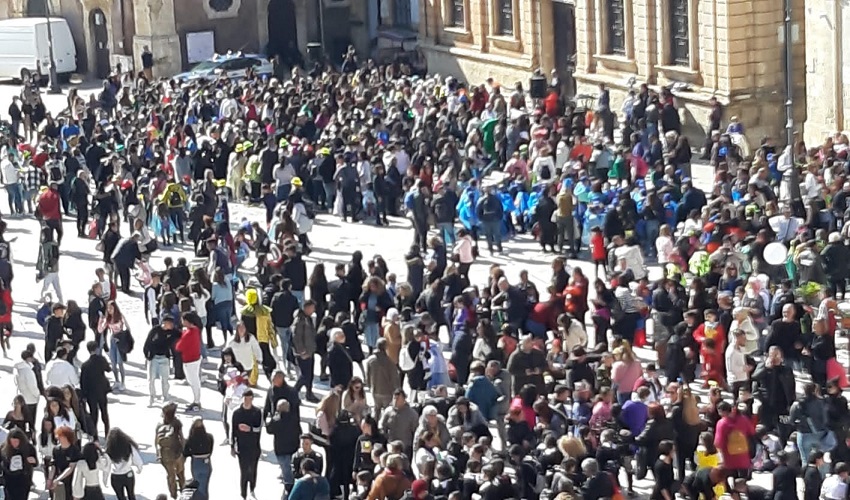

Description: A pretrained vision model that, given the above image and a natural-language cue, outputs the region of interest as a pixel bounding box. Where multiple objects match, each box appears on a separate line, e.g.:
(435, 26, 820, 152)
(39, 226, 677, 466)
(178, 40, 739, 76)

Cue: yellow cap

(291, 177, 303, 187)
(245, 288, 259, 305)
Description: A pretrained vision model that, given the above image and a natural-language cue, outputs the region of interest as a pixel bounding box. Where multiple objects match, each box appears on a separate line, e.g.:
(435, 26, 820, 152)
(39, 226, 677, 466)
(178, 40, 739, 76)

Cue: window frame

(605, 0, 626, 56)
(668, 0, 689, 66)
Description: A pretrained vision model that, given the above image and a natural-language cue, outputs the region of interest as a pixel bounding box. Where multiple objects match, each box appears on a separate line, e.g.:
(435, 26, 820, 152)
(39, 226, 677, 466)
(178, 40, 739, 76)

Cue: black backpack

(303, 200, 316, 220)
(49, 163, 63, 182)
(169, 188, 183, 206)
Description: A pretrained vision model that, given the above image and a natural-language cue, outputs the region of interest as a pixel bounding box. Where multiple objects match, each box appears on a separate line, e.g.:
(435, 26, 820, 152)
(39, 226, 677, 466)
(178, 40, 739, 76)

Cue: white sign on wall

(186, 31, 216, 63)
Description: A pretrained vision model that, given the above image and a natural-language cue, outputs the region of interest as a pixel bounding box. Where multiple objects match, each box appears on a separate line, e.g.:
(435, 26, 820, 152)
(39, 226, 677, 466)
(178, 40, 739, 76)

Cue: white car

(174, 53, 273, 81)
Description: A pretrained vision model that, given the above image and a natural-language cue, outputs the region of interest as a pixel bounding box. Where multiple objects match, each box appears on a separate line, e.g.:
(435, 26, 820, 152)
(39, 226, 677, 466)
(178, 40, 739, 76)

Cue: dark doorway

(89, 8, 110, 79)
(27, 0, 48, 16)
(552, 1, 577, 98)
(267, 0, 298, 59)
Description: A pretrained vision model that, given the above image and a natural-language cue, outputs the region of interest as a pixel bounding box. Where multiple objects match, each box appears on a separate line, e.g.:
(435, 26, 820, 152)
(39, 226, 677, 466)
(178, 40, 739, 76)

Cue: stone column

(133, 0, 181, 76)
(257, 0, 271, 53)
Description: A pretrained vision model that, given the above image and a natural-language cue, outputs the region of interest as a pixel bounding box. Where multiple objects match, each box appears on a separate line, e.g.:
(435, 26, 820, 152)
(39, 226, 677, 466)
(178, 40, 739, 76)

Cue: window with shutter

(669, 0, 689, 65)
(606, 0, 625, 55)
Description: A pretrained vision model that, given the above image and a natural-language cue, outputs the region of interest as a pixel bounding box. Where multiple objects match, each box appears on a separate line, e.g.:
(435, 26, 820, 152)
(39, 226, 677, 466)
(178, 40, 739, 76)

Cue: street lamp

(44, 0, 62, 94)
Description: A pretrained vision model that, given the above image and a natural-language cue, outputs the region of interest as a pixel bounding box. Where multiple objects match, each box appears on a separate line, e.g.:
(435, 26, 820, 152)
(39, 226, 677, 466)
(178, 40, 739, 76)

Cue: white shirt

(72, 455, 111, 499)
(1, 159, 19, 186)
(725, 342, 748, 384)
(45, 359, 79, 388)
(804, 172, 821, 201)
(110, 447, 143, 476)
(821, 474, 848, 500)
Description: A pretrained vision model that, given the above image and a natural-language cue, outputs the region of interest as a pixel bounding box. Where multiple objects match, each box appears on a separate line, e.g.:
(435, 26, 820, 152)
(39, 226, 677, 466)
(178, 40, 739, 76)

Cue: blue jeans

(323, 182, 336, 209)
(23, 188, 36, 213)
(191, 456, 212, 500)
(276, 326, 292, 370)
(276, 184, 292, 203)
(276, 453, 293, 486)
(798, 430, 836, 456)
(5, 183, 22, 214)
(437, 222, 456, 246)
(214, 300, 234, 334)
(109, 336, 125, 384)
(364, 322, 379, 348)
(291, 290, 304, 307)
(644, 219, 660, 257)
(147, 355, 170, 400)
(481, 220, 502, 251)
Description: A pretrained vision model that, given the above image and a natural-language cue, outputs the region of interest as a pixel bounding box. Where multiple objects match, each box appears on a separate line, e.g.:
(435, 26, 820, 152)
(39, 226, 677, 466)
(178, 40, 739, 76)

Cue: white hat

(830, 232, 842, 243)
(386, 308, 399, 321)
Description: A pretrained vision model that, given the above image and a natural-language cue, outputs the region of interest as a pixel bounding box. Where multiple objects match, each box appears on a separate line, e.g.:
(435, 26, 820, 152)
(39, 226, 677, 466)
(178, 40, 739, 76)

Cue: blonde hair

(557, 435, 587, 459)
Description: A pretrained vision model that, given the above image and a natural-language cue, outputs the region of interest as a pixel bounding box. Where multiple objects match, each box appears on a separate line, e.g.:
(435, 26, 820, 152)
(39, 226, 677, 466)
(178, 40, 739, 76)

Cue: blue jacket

(289, 474, 330, 500)
(466, 375, 500, 420)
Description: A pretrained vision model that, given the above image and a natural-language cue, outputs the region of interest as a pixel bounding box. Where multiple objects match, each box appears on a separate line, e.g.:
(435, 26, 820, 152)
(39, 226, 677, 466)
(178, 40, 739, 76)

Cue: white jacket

(14, 361, 40, 405)
(45, 359, 79, 388)
(725, 343, 748, 384)
(226, 336, 263, 368)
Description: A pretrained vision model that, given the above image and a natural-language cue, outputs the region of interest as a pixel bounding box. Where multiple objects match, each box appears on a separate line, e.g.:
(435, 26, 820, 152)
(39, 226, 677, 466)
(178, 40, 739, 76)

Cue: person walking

(104, 428, 143, 500)
(79, 341, 112, 440)
(365, 338, 401, 419)
(183, 417, 214, 500)
(98, 301, 128, 392)
(292, 300, 319, 402)
(154, 402, 185, 499)
(143, 315, 177, 406)
(176, 313, 204, 412)
(231, 390, 263, 500)
(265, 398, 300, 494)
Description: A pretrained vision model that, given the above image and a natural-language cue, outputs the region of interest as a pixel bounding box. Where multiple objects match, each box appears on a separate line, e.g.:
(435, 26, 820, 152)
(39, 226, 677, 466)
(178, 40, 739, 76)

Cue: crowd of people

(0, 47, 849, 500)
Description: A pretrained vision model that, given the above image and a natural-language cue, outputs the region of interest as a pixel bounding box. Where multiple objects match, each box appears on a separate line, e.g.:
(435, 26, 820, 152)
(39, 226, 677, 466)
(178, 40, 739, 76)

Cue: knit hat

(411, 479, 428, 497)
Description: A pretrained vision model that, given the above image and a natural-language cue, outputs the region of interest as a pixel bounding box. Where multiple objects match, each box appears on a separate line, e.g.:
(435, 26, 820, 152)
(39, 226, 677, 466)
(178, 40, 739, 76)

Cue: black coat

(79, 354, 111, 400)
(266, 411, 301, 456)
(635, 417, 676, 469)
(328, 342, 353, 389)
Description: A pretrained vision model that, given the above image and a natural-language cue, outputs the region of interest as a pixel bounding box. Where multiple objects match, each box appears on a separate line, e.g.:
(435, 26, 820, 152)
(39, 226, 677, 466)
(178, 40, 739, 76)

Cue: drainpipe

(783, 0, 793, 146)
(711, 0, 718, 92)
(834, 0, 844, 132)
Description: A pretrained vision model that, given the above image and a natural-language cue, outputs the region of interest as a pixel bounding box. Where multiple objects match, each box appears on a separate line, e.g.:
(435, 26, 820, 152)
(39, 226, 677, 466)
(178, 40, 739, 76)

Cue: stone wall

(418, 0, 548, 87)
(803, 0, 850, 144)
(573, 0, 806, 145)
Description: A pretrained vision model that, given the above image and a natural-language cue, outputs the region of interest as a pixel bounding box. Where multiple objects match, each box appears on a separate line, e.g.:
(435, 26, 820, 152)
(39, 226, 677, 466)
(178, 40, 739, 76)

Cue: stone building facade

(1, 0, 360, 79)
(418, 0, 807, 143)
(803, 0, 850, 145)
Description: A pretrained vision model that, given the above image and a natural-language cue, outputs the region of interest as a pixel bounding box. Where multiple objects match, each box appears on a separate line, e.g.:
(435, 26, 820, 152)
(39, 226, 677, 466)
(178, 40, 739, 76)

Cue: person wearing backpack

(160, 179, 188, 244)
(155, 402, 186, 499)
(288, 178, 314, 253)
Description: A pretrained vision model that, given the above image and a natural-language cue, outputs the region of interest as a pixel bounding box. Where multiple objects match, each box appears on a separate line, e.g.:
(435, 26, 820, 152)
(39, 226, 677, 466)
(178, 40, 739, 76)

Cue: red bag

(87, 219, 98, 239)
(109, 281, 117, 301)
(827, 358, 849, 388)
(633, 328, 647, 348)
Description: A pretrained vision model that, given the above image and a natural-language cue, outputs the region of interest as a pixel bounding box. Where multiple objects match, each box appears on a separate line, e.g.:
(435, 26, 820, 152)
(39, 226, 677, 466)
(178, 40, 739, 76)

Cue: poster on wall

(186, 31, 215, 63)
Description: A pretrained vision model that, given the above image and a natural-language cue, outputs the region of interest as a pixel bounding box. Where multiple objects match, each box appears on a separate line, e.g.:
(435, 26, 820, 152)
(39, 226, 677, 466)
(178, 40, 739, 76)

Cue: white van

(0, 17, 77, 81)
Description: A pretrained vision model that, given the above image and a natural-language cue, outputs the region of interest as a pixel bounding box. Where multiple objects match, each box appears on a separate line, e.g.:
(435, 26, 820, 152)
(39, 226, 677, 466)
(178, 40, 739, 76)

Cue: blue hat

(663, 194, 672, 202)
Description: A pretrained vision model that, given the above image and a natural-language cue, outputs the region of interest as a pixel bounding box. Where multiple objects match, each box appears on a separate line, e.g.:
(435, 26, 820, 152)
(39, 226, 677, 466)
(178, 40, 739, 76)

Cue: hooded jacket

(14, 361, 39, 404)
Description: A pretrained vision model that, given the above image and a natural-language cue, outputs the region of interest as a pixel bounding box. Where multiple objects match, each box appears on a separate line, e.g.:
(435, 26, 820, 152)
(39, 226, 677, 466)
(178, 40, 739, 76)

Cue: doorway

(267, 0, 299, 60)
(26, 0, 48, 16)
(89, 8, 110, 79)
(552, 1, 577, 98)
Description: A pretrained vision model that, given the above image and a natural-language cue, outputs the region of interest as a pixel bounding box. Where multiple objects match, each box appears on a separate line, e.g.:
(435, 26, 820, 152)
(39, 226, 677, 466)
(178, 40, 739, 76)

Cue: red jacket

(37, 189, 61, 221)
(175, 325, 202, 363)
(0, 289, 12, 324)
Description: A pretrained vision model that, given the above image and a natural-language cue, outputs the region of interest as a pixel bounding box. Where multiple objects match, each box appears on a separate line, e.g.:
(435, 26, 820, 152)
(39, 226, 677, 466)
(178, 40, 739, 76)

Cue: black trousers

(76, 205, 89, 236)
(238, 453, 259, 498)
(295, 356, 315, 395)
(111, 472, 136, 500)
(116, 265, 131, 293)
(87, 396, 110, 440)
(45, 218, 63, 246)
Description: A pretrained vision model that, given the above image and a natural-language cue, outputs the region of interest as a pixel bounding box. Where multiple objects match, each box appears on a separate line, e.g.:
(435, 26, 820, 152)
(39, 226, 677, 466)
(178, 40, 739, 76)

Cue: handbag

(115, 329, 135, 356)
(308, 423, 330, 447)
(145, 239, 159, 253)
